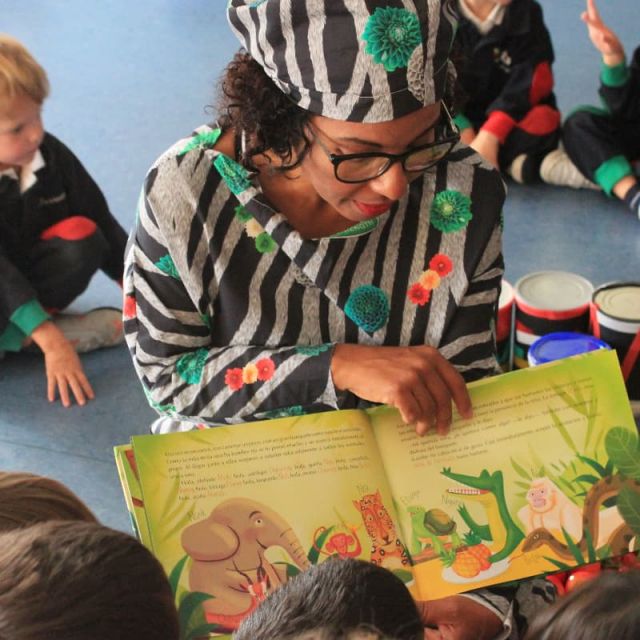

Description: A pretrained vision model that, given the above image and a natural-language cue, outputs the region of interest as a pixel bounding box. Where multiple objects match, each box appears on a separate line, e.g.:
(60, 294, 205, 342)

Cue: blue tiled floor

(1, 1, 638, 533)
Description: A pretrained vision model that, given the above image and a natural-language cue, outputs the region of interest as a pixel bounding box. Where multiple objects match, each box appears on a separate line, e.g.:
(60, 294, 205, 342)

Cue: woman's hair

(0, 520, 179, 640)
(0, 471, 97, 531)
(0, 34, 49, 107)
(524, 571, 640, 640)
(234, 558, 423, 640)
(216, 50, 462, 174)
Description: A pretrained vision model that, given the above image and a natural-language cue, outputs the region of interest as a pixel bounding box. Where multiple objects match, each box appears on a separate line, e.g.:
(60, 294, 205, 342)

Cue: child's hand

(582, 0, 625, 66)
(470, 130, 500, 169)
(30, 321, 95, 407)
(460, 127, 476, 146)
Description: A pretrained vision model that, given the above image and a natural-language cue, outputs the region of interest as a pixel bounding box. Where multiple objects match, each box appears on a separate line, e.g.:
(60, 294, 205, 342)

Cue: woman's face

(302, 103, 442, 224)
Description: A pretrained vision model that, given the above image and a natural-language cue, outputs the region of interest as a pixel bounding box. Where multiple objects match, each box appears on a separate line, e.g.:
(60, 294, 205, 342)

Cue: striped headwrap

(227, 0, 458, 123)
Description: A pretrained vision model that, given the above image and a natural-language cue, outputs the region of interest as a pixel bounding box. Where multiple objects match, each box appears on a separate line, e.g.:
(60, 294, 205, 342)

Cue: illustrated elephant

(181, 497, 311, 629)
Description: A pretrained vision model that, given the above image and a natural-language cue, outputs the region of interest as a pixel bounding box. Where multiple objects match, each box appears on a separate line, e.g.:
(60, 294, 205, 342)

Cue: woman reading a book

(123, 1, 554, 637)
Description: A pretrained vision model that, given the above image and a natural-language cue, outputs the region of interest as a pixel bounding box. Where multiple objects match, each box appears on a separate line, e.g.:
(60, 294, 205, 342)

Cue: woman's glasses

(310, 103, 460, 184)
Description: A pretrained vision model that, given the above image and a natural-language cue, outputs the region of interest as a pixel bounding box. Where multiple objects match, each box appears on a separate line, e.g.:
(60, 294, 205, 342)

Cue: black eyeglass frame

(310, 103, 460, 184)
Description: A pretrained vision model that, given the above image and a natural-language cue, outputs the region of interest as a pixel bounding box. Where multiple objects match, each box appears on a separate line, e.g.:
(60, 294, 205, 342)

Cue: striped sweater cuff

(481, 111, 516, 144)
(601, 59, 629, 87)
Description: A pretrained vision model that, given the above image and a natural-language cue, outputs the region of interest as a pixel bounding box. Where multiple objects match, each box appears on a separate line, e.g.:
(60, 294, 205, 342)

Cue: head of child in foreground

(524, 570, 640, 640)
(0, 471, 97, 531)
(0, 34, 47, 169)
(0, 520, 179, 640)
(233, 558, 423, 640)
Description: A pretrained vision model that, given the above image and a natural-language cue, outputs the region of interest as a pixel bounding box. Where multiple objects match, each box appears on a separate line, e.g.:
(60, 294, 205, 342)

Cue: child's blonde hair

(0, 34, 49, 106)
(0, 471, 97, 531)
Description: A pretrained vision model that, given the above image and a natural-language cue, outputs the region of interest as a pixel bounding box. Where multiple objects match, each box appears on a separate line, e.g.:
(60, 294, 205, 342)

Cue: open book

(115, 349, 640, 638)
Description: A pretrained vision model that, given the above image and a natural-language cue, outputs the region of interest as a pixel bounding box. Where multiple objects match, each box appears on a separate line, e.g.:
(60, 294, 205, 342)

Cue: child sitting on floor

(0, 34, 128, 407)
(453, 0, 561, 183)
(539, 0, 640, 221)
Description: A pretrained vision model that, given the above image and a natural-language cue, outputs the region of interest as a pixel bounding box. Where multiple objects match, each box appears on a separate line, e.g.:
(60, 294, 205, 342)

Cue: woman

(124, 2, 551, 637)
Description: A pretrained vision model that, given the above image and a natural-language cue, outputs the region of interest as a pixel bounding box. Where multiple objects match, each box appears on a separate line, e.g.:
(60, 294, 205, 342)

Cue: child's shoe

(52, 307, 125, 353)
(540, 149, 600, 190)
(508, 153, 542, 185)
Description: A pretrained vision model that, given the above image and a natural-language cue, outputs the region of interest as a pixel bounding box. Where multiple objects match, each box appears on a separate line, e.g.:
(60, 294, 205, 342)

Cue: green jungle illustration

(405, 382, 640, 584)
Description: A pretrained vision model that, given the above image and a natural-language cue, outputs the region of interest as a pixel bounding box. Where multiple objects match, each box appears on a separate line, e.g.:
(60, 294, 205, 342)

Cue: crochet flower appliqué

(225, 357, 276, 392)
(362, 7, 422, 72)
(407, 253, 454, 307)
(155, 254, 180, 280)
(234, 205, 277, 254)
(295, 344, 331, 356)
(123, 294, 137, 319)
(261, 405, 306, 419)
(176, 348, 208, 384)
(178, 128, 222, 156)
(345, 285, 390, 333)
(430, 190, 473, 233)
(214, 154, 252, 195)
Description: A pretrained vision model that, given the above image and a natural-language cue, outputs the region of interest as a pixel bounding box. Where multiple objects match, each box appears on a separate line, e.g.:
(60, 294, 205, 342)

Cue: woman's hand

(331, 344, 472, 436)
(470, 130, 500, 169)
(416, 596, 503, 640)
(30, 321, 95, 407)
(582, 0, 625, 66)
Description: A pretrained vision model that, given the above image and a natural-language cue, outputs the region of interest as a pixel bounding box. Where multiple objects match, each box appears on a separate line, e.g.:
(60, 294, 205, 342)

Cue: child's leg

(27, 216, 109, 311)
(499, 104, 561, 184)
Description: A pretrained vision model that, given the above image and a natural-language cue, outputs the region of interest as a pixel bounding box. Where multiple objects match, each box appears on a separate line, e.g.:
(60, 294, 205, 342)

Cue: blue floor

(1, 1, 638, 532)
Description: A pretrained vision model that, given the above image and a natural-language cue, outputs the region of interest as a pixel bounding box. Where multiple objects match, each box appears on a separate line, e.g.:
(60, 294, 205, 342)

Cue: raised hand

(581, 0, 625, 65)
(331, 344, 472, 436)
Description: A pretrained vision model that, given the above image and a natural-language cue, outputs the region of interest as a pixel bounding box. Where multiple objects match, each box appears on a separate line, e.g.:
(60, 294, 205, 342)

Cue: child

(233, 558, 425, 640)
(540, 0, 640, 220)
(0, 34, 128, 407)
(453, 0, 561, 183)
(524, 570, 640, 640)
(0, 520, 180, 640)
(0, 471, 97, 531)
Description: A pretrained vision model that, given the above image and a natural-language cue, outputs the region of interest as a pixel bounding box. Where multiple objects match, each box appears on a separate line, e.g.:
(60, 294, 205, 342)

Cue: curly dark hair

(216, 50, 465, 173)
(216, 51, 312, 172)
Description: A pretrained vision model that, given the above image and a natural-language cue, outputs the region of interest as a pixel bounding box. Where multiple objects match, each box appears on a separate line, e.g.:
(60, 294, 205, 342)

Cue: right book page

(369, 349, 640, 600)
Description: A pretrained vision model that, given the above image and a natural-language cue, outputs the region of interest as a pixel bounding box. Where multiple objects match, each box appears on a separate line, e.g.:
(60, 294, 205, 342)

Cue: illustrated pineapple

(441, 547, 482, 578)
(463, 532, 492, 571)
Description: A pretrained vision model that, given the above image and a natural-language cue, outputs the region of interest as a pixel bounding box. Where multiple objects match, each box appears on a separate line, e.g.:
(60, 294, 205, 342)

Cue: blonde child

(0, 35, 127, 407)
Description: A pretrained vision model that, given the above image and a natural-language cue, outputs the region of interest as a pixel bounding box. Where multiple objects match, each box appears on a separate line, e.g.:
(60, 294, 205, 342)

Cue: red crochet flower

(224, 368, 244, 391)
(123, 294, 137, 319)
(256, 357, 276, 381)
(428, 253, 453, 277)
(407, 283, 431, 306)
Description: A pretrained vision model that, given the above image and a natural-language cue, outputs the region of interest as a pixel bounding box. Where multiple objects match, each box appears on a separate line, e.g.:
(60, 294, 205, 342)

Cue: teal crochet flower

(261, 405, 306, 419)
(330, 218, 380, 238)
(200, 313, 211, 329)
(155, 254, 180, 280)
(362, 7, 421, 72)
(234, 204, 253, 223)
(255, 231, 277, 254)
(430, 190, 473, 233)
(214, 154, 252, 195)
(143, 386, 176, 414)
(178, 128, 222, 156)
(295, 344, 331, 356)
(345, 285, 389, 333)
(176, 348, 208, 384)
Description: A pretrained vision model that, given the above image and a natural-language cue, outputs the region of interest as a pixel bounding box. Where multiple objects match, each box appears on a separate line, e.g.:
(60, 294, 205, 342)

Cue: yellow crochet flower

(242, 363, 259, 384)
(419, 269, 441, 290)
(245, 218, 264, 238)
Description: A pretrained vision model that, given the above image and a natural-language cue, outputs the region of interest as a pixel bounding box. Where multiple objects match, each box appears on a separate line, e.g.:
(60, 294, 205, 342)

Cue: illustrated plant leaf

(584, 529, 597, 563)
(307, 526, 334, 564)
(604, 460, 614, 477)
(573, 474, 600, 485)
(617, 486, 640, 537)
(597, 544, 612, 560)
(511, 457, 531, 480)
(577, 454, 607, 477)
(561, 527, 584, 563)
(537, 466, 546, 478)
(168, 554, 189, 597)
(544, 557, 571, 571)
(605, 428, 640, 480)
(178, 591, 215, 640)
(583, 392, 598, 449)
(549, 409, 577, 452)
(515, 480, 532, 490)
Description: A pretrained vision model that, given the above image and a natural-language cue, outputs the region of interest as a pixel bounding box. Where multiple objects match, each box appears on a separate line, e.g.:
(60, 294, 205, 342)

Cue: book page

(369, 349, 639, 600)
(131, 409, 411, 636)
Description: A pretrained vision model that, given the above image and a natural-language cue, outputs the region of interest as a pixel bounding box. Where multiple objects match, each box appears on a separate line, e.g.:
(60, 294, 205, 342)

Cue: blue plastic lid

(528, 332, 611, 366)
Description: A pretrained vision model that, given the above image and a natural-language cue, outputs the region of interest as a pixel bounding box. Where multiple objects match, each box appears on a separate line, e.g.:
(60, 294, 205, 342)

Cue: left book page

(129, 410, 411, 637)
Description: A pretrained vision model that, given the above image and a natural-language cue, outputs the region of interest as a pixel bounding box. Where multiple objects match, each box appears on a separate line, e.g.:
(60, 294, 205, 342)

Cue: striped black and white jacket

(123, 124, 505, 430)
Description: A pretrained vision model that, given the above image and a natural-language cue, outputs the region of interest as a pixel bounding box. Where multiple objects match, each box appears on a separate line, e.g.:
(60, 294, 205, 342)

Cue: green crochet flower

(295, 344, 331, 356)
(234, 204, 253, 223)
(430, 190, 473, 233)
(178, 128, 222, 156)
(200, 313, 211, 329)
(330, 218, 380, 238)
(143, 386, 176, 414)
(255, 231, 277, 254)
(176, 348, 208, 384)
(155, 254, 180, 280)
(362, 7, 421, 72)
(261, 405, 306, 419)
(345, 285, 389, 333)
(214, 154, 252, 195)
